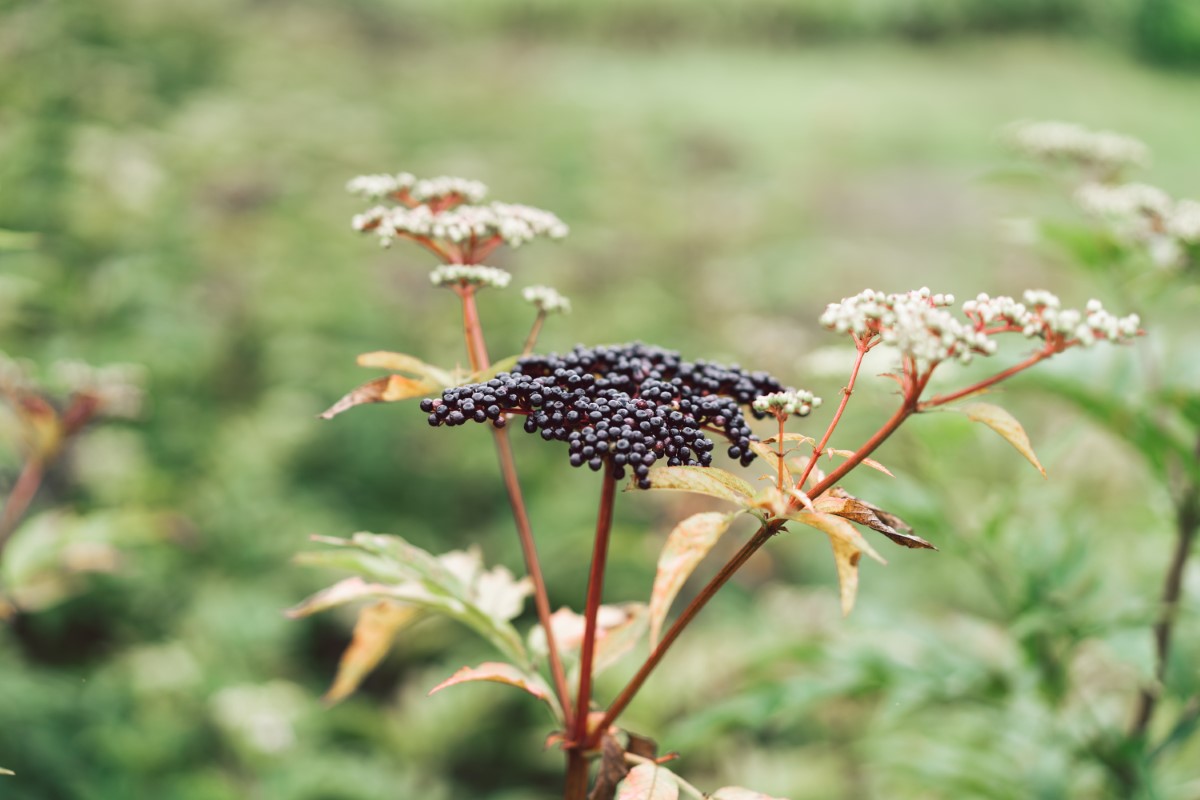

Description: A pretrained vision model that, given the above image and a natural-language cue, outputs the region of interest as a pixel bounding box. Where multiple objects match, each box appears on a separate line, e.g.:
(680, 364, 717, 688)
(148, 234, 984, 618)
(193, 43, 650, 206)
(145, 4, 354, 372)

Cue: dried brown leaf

(590, 734, 631, 800)
(319, 375, 439, 419)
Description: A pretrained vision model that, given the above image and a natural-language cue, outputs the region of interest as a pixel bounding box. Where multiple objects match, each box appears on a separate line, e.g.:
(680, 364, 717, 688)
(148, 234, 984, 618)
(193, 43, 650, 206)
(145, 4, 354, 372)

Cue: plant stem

(1130, 434, 1200, 740)
(564, 749, 589, 800)
(456, 287, 573, 722)
(522, 311, 546, 357)
(574, 463, 617, 744)
(796, 343, 868, 490)
(593, 522, 780, 743)
(918, 348, 1051, 410)
(0, 456, 45, 560)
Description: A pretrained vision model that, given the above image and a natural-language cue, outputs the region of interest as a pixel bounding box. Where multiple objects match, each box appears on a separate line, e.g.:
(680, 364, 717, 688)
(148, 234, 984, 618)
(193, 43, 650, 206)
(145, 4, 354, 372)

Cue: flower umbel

(429, 265, 512, 290)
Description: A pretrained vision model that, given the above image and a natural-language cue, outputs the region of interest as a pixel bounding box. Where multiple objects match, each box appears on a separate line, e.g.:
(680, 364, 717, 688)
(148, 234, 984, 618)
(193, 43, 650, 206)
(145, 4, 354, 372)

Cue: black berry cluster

(420, 344, 789, 489)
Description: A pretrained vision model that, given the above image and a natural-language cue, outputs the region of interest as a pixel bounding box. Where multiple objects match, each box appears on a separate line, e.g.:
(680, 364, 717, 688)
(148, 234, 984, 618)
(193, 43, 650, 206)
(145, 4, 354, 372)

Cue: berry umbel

(419, 343, 802, 488)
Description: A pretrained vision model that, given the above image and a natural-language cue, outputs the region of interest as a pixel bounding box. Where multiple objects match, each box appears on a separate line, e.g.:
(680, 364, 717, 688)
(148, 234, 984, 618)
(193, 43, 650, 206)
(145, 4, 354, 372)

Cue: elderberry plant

(1003, 121, 1200, 795)
(291, 171, 1142, 800)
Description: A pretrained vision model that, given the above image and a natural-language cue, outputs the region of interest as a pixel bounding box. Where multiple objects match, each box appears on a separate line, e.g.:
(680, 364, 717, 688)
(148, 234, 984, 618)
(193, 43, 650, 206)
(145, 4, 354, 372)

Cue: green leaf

(648, 512, 736, 646)
(712, 789, 790, 800)
(637, 466, 755, 507)
(355, 351, 455, 386)
(784, 511, 886, 616)
(290, 537, 533, 668)
(323, 600, 423, 705)
(615, 763, 679, 800)
(0, 228, 37, 251)
(940, 402, 1046, 477)
(428, 661, 562, 722)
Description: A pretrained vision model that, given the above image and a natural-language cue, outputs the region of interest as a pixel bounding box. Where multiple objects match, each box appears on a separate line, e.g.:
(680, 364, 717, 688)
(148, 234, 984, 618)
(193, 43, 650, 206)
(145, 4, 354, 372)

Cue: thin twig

(796, 343, 868, 490)
(522, 311, 547, 357)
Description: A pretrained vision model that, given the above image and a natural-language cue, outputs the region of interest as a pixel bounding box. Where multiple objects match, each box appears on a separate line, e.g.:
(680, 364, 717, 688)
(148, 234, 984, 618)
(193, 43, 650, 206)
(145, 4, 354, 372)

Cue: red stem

(573, 463, 617, 746)
(796, 343, 868, 490)
(0, 456, 45, 559)
(918, 347, 1053, 410)
(455, 287, 573, 724)
(522, 312, 546, 357)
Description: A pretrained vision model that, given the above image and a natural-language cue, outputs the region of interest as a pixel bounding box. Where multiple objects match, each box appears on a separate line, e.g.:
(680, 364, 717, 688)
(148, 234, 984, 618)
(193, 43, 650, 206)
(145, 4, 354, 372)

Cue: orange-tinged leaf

(814, 492, 935, 550)
(747, 441, 793, 487)
(320, 375, 439, 419)
(427, 661, 560, 718)
(322, 600, 421, 705)
(615, 763, 679, 800)
(648, 512, 735, 646)
(712, 789, 790, 800)
(785, 512, 886, 616)
(943, 402, 1046, 477)
(824, 448, 895, 477)
(637, 466, 755, 507)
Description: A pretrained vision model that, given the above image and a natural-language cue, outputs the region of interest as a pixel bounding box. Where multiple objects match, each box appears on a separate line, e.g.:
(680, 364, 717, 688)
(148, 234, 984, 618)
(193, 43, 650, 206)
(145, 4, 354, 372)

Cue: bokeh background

(2, 1, 1199, 798)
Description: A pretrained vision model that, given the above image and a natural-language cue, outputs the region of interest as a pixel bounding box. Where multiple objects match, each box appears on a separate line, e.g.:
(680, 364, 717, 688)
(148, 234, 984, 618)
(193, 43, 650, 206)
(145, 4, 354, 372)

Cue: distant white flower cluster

(429, 264, 512, 289)
(352, 200, 568, 249)
(752, 389, 822, 418)
(1007, 120, 1198, 270)
(820, 288, 995, 364)
(1074, 182, 1200, 268)
(347, 171, 568, 253)
(963, 291, 1141, 347)
(522, 285, 571, 315)
(345, 172, 488, 204)
(1006, 120, 1149, 172)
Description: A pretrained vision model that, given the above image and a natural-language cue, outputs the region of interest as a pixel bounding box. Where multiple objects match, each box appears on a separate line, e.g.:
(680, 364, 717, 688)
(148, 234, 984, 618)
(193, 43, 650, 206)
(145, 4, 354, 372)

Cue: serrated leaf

(320, 374, 440, 419)
(785, 512, 886, 616)
(648, 512, 736, 646)
(941, 402, 1046, 477)
(290, 536, 533, 668)
(428, 661, 561, 720)
(712, 789, 790, 800)
(323, 600, 422, 705)
(355, 351, 455, 386)
(824, 448, 894, 477)
(638, 466, 755, 507)
(615, 763, 679, 800)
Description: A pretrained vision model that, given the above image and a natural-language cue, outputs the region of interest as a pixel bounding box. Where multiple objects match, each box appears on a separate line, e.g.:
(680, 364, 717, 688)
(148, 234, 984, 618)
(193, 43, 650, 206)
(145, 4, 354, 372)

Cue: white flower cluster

(522, 285, 571, 315)
(1007, 121, 1149, 171)
(429, 264, 512, 289)
(820, 288, 996, 364)
(752, 389, 822, 418)
(345, 172, 488, 204)
(352, 201, 568, 249)
(1075, 182, 1200, 267)
(962, 291, 1141, 347)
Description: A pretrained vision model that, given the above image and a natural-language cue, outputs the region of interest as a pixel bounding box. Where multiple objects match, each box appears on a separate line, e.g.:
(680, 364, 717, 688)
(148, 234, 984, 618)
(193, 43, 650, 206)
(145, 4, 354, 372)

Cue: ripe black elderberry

(421, 343, 790, 489)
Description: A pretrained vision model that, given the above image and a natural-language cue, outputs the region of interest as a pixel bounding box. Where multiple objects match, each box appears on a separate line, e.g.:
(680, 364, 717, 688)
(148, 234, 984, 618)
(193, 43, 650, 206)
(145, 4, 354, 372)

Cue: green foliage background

(1, 1, 1198, 797)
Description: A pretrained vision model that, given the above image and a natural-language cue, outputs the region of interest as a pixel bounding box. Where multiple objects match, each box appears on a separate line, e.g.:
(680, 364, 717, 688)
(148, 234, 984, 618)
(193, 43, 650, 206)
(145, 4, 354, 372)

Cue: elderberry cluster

(419, 344, 790, 489)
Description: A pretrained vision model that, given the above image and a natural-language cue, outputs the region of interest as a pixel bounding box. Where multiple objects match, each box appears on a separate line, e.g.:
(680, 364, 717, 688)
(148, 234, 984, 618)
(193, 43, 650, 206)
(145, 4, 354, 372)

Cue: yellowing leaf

(319, 375, 439, 419)
(427, 661, 560, 719)
(712, 789, 790, 800)
(593, 603, 649, 675)
(747, 441, 793, 486)
(638, 466, 755, 507)
(759, 433, 816, 447)
(648, 512, 735, 646)
(355, 351, 454, 386)
(943, 402, 1046, 477)
(785, 512, 886, 616)
(615, 763, 679, 800)
(323, 600, 421, 705)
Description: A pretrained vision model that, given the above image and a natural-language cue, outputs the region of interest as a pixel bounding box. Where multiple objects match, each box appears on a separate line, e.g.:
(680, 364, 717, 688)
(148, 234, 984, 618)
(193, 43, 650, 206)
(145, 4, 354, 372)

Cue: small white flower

(429, 265, 512, 289)
(1167, 199, 1200, 243)
(1006, 121, 1149, 171)
(752, 389, 822, 418)
(522, 285, 571, 315)
(820, 288, 991, 364)
(345, 172, 416, 199)
(410, 176, 488, 204)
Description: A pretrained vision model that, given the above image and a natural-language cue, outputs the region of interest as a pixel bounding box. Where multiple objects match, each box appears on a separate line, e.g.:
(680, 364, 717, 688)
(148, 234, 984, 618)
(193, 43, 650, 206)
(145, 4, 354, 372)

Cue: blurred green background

(2, 0, 1199, 798)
